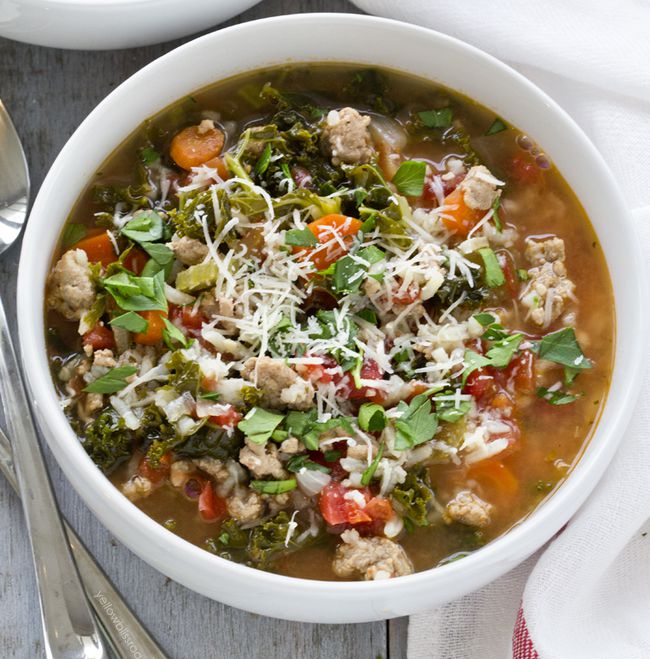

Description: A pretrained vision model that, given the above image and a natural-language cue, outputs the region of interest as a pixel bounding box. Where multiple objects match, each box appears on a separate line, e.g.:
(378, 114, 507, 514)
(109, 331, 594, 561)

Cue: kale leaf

(390, 470, 435, 527)
(79, 409, 133, 474)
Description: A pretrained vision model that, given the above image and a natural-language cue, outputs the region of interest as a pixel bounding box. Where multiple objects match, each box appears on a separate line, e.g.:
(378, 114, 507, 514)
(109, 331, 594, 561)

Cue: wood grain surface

(0, 0, 409, 656)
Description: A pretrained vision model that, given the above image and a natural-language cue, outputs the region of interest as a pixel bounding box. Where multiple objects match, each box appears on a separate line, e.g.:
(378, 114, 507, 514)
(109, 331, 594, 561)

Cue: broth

(45, 64, 613, 581)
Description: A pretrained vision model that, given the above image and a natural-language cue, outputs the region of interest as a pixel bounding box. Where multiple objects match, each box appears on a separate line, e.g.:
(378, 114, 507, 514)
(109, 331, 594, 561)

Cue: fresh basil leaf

(536, 386, 581, 405)
(102, 270, 167, 312)
(142, 242, 174, 265)
(286, 455, 330, 474)
(478, 247, 505, 288)
(473, 312, 498, 327)
(357, 245, 386, 265)
(254, 143, 272, 176)
(332, 255, 365, 293)
(102, 271, 142, 296)
(62, 223, 87, 248)
(486, 333, 523, 368)
(433, 395, 471, 423)
(109, 311, 148, 333)
(486, 118, 508, 136)
(83, 365, 137, 394)
(250, 479, 297, 495)
(461, 350, 492, 385)
(121, 210, 164, 244)
(491, 195, 503, 232)
(358, 403, 387, 432)
(394, 393, 438, 450)
(360, 213, 377, 233)
(538, 328, 591, 371)
(285, 228, 318, 247)
(139, 146, 160, 165)
(162, 317, 189, 350)
(238, 407, 285, 445)
(392, 160, 426, 196)
(355, 308, 378, 325)
(199, 391, 221, 401)
(361, 441, 384, 486)
(418, 108, 453, 128)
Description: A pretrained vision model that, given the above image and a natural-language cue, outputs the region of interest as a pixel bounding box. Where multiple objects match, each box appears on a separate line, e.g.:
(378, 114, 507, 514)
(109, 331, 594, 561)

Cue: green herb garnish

(250, 479, 297, 495)
(485, 118, 508, 135)
(83, 365, 137, 394)
(358, 403, 387, 432)
(237, 407, 285, 445)
(418, 108, 453, 128)
(478, 247, 505, 288)
(392, 160, 426, 196)
(109, 311, 148, 333)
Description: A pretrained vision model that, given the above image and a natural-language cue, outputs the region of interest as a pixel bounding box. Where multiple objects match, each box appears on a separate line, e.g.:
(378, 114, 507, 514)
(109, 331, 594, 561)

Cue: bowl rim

(17, 12, 648, 618)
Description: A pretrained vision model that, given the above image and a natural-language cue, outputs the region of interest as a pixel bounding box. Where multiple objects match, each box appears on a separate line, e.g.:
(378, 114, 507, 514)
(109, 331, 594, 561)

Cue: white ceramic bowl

(0, 0, 261, 50)
(18, 14, 647, 623)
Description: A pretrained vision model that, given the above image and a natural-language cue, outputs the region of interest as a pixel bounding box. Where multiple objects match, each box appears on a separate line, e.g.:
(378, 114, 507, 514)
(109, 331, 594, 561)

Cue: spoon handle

(0, 297, 106, 659)
(0, 428, 168, 659)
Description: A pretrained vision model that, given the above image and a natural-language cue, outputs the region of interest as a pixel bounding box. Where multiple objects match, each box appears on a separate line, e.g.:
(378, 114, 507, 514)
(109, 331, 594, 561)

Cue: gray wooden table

(0, 1, 409, 656)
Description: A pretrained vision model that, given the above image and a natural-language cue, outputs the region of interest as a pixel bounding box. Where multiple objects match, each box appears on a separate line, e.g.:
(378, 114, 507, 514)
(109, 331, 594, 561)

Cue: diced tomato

(364, 497, 393, 522)
(319, 482, 372, 526)
(294, 214, 363, 271)
(299, 354, 340, 385)
(308, 446, 348, 481)
(198, 481, 228, 523)
(83, 324, 115, 350)
(133, 310, 167, 345)
(346, 359, 385, 403)
(138, 452, 172, 485)
(172, 304, 205, 330)
(463, 367, 496, 401)
(510, 154, 540, 184)
(504, 350, 536, 394)
(392, 284, 421, 305)
(209, 404, 242, 430)
(123, 247, 148, 275)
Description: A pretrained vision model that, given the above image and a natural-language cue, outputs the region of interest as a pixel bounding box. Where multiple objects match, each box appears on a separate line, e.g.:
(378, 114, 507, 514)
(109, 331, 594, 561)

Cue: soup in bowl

(19, 15, 644, 622)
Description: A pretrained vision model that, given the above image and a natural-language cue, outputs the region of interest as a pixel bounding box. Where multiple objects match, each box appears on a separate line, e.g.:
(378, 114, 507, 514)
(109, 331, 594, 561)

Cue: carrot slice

(294, 214, 363, 271)
(468, 459, 519, 498)
(170, 124, 225, 170)
(203, 156, 230, 180)
(441, 187, 483, 237)
(133, 310, 167, 345)
(73, 231, 116, 267)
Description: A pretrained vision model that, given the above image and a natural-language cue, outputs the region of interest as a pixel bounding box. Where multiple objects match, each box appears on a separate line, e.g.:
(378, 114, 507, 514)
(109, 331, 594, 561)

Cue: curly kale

(174, 425, 243, 462)
(207, 512, 319, 569)
(167, 189, 215, 239)
(391, 470, 435, 528)
(79, 410, 133, 474)
(92, 183, 152, 211)
(166, 351, 200, 396)
(342, 68, 396, 115)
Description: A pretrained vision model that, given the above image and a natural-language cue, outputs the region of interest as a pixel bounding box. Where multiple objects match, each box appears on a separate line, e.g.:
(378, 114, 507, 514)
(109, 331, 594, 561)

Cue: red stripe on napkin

(513, 606, 539, 659)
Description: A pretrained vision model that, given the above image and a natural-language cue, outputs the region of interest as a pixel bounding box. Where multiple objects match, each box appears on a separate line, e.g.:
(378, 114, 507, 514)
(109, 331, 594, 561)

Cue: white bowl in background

(17, 14, 647, 622)
(0, 0, 262, 50)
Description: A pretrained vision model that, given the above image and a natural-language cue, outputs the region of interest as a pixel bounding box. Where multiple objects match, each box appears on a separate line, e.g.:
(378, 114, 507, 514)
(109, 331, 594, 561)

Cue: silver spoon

(0, 99, 166, 659)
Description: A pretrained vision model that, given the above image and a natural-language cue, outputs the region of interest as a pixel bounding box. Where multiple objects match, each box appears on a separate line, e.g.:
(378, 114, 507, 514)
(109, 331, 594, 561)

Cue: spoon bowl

(0, 101, 29, 254)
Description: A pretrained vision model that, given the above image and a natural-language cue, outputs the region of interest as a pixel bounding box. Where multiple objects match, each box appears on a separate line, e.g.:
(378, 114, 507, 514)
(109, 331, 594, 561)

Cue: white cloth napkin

(349, 2, 650, 656)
